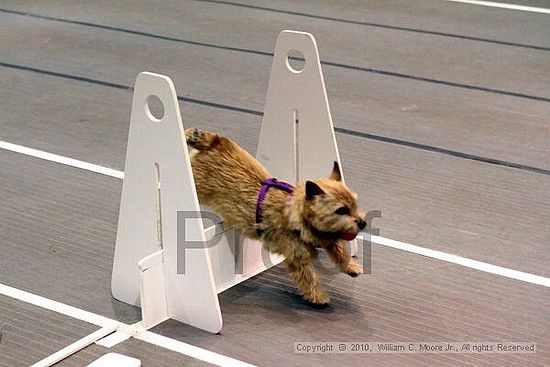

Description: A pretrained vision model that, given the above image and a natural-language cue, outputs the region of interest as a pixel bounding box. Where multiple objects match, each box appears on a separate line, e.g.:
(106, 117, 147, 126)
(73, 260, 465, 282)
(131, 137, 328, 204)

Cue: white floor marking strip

(367, 235, 550, 288)
(0, 284, 257, 367)
(442, 0, 550, 14)
(1, 140, 549, 288)
(95, 330, 132, 348)
(95, 321, 143, 348)
(0, 141, 548, 364)
(137, 331, 257, 367)
(0, 141, 124, 179)
(0, 283, 119, 328)
(31, 326, 118, 367)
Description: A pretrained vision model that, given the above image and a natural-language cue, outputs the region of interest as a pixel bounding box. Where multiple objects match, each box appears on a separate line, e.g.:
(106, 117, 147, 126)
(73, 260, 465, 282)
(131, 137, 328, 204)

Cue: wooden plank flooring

(0, 296, 98, 367)
(0, 0, 548, 366)
(56, 339, 215, 367)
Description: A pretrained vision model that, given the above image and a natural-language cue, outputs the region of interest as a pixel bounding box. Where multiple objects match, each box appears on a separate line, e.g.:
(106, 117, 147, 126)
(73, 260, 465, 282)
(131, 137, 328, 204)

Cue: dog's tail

(184, 128, 221, 151)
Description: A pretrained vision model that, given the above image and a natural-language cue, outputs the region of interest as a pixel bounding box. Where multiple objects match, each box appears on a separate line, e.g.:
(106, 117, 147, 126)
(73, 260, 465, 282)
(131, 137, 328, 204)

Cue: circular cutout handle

(286, 50, 305, 73)
(145, 95, 165, 122)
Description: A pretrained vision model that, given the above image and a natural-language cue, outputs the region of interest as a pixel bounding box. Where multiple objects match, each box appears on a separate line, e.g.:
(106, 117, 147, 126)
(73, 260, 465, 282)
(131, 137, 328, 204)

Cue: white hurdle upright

(257, 30, 357, 255)
(111, 30, 356, 334)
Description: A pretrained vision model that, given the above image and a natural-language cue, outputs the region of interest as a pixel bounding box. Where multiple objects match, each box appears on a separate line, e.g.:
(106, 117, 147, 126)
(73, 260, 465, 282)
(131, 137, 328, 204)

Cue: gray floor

(0, 295, 97, 367)
(56, 338, 215, 367)
(0, 0, 549, 366)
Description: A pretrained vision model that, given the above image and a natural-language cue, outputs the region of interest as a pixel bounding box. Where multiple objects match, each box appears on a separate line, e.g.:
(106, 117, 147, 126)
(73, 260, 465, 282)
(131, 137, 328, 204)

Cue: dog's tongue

(340, 232, 357, 241)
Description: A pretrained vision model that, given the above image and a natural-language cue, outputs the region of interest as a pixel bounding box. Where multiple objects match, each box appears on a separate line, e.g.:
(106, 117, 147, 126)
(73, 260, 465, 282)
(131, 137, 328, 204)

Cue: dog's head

(301, 162, 366, 242)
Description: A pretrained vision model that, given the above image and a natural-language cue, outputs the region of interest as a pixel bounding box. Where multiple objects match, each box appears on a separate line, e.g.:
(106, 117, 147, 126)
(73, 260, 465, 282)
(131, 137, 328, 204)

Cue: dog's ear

(329, 161, 342, 182)
(306, 181, 324, 200)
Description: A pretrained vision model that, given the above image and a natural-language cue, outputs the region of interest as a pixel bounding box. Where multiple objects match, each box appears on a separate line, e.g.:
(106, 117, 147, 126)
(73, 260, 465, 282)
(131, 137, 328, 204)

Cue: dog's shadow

(219, 260, 366, 327)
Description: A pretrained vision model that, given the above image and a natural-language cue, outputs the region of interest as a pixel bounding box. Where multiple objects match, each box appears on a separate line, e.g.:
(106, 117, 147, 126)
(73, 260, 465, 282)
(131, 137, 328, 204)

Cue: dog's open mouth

(307, 223, 358, 242)
(339, 231, 357, 241)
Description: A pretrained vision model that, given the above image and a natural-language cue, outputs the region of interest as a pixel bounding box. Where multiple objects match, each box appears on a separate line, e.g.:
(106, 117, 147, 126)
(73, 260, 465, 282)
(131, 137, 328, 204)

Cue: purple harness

(255, 178, 294, 235)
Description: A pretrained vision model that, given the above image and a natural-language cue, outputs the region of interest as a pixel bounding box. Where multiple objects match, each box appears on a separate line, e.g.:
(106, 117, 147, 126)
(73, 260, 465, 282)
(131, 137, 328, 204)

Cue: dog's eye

(335, 206, 350, 215)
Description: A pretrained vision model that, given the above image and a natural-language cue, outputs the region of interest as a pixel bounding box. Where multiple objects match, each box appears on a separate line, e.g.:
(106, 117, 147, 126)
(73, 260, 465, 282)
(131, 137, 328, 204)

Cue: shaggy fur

(185, 128, 366, 306)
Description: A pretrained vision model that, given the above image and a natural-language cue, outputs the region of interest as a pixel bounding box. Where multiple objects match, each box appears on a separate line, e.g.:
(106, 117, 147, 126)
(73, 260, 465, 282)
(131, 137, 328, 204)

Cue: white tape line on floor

(442, 0, 550, 14)
(368, 235, 550, 288)
(0, 284, 256, 367)
(30, 326, 118, 367)
(0, 141, 124, 179)
(0, 283, 118, 328)
(137, 331, 257, 367)
(1, 140, 548, 288)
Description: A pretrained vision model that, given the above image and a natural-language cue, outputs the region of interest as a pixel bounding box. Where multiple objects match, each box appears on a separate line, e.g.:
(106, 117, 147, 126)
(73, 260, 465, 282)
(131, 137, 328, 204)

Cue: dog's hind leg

(184, 128, 221, 151)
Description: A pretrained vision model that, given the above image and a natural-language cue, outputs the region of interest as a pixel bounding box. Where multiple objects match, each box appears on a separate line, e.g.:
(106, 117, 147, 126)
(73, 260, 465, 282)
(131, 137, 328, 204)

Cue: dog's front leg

(325, 241, 363, 277)
(284, 243, 330, 306)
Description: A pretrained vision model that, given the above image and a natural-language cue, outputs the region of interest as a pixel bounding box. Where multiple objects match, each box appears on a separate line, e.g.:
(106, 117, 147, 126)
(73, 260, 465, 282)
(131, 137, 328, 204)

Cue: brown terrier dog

(185, 128, 365, 306)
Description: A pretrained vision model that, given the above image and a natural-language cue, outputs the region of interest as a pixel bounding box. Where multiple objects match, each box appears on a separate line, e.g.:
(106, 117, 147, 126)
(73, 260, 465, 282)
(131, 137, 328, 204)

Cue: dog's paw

(303, 290, 331, 307)
(189, 128, 202, 143)
(309, 300, 330, 309)
(345, 261, 363, 277)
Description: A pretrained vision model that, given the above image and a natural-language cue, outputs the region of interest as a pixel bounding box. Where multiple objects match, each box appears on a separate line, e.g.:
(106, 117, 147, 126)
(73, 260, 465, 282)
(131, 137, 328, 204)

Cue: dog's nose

(356, 219, 366, 230)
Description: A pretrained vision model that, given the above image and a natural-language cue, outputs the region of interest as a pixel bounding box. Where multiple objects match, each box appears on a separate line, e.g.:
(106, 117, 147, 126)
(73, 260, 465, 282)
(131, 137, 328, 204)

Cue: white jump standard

(111, 30, 356, 333)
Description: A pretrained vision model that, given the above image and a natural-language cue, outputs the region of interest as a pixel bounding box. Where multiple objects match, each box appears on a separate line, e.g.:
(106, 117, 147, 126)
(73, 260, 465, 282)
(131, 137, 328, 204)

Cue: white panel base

(87, 353, 141, 367)
(205, 226, 284, 294)
(138, 250, 169, 328)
